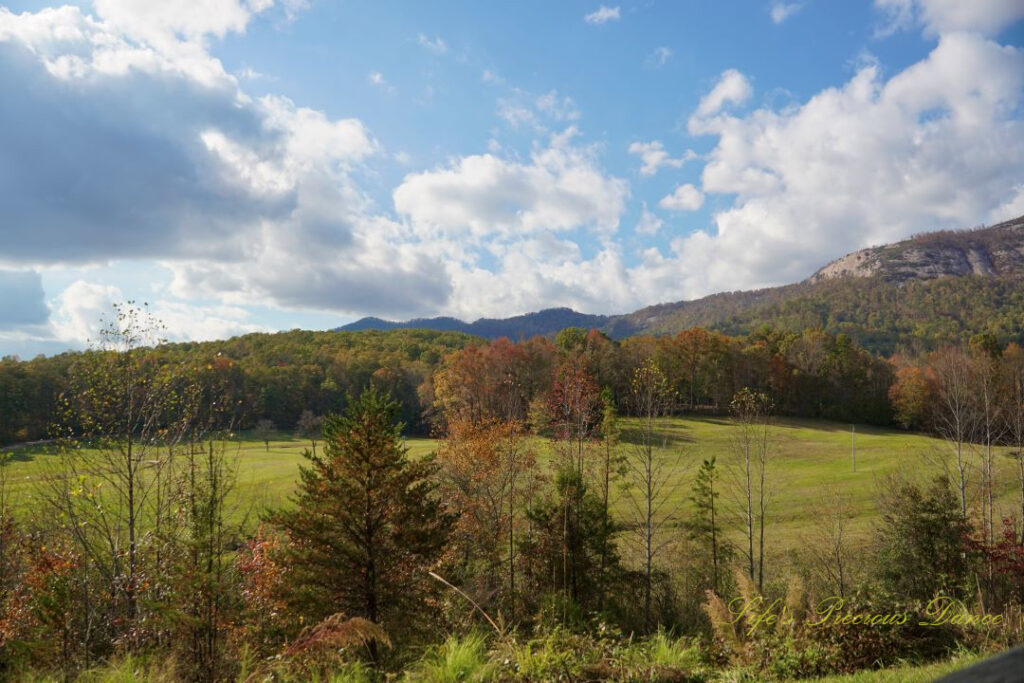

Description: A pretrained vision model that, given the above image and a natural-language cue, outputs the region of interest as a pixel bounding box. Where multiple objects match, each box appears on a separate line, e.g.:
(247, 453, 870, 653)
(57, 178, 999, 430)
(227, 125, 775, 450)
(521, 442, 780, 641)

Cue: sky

(0, 0, 1022, 358)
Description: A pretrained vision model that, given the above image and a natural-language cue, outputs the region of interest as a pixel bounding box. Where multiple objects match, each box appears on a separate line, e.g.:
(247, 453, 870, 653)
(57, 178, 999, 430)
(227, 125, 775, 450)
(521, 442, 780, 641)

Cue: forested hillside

(615, 274, 1024, 354)
(341, 217, 1024, 353)
(0, 329, 476, 445)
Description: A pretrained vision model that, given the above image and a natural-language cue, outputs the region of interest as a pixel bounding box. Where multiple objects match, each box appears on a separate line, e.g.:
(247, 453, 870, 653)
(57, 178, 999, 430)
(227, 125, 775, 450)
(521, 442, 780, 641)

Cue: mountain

(808, 215, 1024, 283)
(337, 215, 1024, 353)
(338, 307, 609, 339)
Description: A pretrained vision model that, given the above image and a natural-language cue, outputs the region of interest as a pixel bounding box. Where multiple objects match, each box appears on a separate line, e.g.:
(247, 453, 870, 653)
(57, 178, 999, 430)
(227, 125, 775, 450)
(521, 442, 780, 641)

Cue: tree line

(2, 320, 894, 448)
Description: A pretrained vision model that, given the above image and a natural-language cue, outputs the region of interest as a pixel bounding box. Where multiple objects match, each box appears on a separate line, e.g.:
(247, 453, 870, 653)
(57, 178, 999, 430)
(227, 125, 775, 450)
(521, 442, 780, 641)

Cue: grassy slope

(806, 652, 982, 682)
(2, 417, 1019, 561)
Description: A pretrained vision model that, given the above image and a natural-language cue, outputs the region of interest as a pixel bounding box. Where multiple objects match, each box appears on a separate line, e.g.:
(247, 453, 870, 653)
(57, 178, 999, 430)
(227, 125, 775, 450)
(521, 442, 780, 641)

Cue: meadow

(3, 415, 1018, 562)
(1, 416, 1017, 681)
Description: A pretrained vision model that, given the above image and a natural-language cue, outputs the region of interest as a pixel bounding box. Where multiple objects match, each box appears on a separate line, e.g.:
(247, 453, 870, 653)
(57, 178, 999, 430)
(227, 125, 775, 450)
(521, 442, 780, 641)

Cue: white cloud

(50, 280, 269, 345)
(875, 0, 1024, 37)
(417, 33, 448, 54)
(394, 128, 629, 240)
(659, 184, 705, 211)
(237, 66, 266, 80)
(988, 184, 1024, 224)
(634, 206, 664, 235)
(770, 2, 803, 24)
(693, 69, 753, 121)
(584, 6, 620, 25)
(433, 30, 1024, 319)
(0, 4, 450, 320)
(628, 140, 695, 176)
(498, 89, 580, 131)
(92, 0, 266, 43)
(645, 46, 672, 67)
(2, 0, 1022, 340)
(52, 280, 124, 345)
(367, 70, 396, 93)
(679, 31, 1024, 291)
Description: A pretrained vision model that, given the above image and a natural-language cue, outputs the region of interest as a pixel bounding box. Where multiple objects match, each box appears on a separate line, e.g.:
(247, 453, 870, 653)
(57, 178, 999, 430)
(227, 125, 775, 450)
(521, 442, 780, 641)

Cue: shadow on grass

(619, 426, 693, 448)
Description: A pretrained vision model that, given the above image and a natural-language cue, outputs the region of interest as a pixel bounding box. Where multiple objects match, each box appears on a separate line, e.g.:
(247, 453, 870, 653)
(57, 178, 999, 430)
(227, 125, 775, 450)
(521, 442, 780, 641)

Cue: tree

(254, 418, 275, 453)
(436, 416, 534, 619)
(969, 340, 1005, 546)
(805, 487, 856, 598)
(544, 353, 602, 614)
(622, 359, 681, 630)
(929, 347, 978, 520)
(874, 475, 973, 602)
(686, 457, 729, 594)
(729, 388, 773, 592)
(519, 466, 620, 622)
(171, 440, 242, 682)
(44, 302, 187, 646)
(888, 365, 931, 429)
(598, 388, 624, 607)
(296, 409, 323, 456)
(268, 388, 455, 646)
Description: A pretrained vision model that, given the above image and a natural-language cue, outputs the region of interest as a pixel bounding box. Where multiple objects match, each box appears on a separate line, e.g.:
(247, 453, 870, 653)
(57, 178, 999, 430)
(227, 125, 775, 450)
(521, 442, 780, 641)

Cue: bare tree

(254, 418, 275, 452)
(728, 388, 773, 592)
(930, 347, 978, 520)
(622, 359, 682, 630)
(296, 409, 323, 456)
(970, 341, 1005, 546)
(805, 487, 857, 598)
(45, 302, 186, 633)
(598, 388, 624, 607)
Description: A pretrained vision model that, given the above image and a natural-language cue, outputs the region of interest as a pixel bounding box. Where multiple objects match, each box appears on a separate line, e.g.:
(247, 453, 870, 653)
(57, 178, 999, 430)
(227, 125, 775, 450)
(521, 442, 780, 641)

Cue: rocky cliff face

(808, 215, 1024, 284)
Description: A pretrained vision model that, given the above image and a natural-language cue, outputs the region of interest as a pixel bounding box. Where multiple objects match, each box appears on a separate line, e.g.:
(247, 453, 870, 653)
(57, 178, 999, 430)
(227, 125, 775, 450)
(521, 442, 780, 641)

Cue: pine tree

(687, 457, 730, 593)
(268, 387, 455, 641)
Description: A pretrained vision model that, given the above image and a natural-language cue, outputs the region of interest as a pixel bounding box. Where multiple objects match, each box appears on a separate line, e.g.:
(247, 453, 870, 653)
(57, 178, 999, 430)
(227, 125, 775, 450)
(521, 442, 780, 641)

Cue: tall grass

(405, 632, 496, 682)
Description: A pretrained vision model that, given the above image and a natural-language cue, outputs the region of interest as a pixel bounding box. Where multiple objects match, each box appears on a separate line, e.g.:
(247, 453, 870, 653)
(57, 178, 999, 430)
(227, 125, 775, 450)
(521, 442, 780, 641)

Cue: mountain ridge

(336, 215, 1024, 351)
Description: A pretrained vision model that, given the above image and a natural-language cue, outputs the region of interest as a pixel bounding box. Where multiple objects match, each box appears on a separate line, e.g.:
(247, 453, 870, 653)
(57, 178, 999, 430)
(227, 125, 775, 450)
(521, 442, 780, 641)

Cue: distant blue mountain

(337, 307, 613, 340)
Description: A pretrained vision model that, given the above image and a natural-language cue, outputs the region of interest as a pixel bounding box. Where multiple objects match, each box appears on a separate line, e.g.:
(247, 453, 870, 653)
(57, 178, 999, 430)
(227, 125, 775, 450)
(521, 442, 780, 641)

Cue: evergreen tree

(875, 475, 973, 602)
(686, 457, 730, 593)
(268, 387, 455, 640)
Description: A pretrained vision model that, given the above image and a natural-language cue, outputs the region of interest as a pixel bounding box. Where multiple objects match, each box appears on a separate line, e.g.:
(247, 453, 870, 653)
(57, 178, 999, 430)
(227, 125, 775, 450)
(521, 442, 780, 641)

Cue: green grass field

(1, 419, 1013, 682)
(2, 416, 1019, 564)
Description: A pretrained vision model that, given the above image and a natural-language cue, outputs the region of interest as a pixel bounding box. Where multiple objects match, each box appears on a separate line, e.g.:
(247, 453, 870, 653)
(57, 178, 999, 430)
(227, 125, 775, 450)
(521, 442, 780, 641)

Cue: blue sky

(1, 0, 1022, 357)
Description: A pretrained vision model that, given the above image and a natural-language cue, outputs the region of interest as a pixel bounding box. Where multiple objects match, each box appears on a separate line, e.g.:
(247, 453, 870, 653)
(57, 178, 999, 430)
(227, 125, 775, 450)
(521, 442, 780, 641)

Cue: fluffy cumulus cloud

(50, 280, 270, 346)
(634, 205, 664, 236)
(0, 3, 451, 322)
(627, 141, 695, 176)
(394, 128, 629, 240)
(659, 184, 704, 211)
(405, 21, 1024, 317)
(875, 0, 1024, 37)
(694, 69, 753, 119)
(676, 31, 1024, 291)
